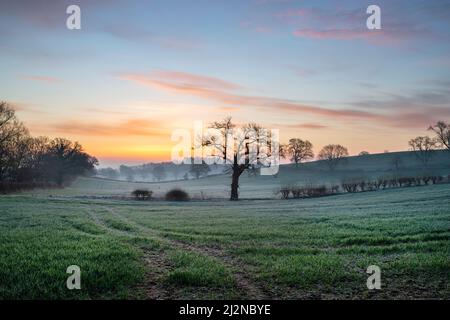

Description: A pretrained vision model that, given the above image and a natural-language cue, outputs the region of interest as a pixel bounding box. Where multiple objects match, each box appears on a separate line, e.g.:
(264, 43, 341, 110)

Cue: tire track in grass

(100, 205, 270, 299)
(84, 205, 135, 238)
(135, 249, 174, 299)
(85, 205, 176, 299)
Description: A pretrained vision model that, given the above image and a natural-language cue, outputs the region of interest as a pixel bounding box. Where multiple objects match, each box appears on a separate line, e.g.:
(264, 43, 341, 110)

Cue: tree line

(0, 102, 98, 192)
(98, 160, 212, 182)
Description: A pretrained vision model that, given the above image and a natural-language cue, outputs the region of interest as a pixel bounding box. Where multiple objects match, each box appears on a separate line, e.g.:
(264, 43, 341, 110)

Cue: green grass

(0, 198, 144, 299)
(1, 183, 449, 299)
(166, 251, 234, 287)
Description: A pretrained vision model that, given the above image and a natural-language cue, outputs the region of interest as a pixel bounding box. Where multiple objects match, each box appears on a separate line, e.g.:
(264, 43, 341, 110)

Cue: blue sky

(1, 0, 450, 166)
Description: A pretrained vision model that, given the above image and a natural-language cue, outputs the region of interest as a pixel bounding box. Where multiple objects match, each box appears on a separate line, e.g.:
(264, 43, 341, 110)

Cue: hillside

(24, 150, 450, 199)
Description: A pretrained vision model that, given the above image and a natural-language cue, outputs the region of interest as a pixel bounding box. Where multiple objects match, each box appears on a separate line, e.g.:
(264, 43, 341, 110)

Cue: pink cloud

(271, 122, 329, 130)
(293, 28, 381, 41)
(50, 119, 167, 137)
(292, 26, 434, 46)
(148, 71, 242, 91)
(21, 75, 61, 83)
(119, 71, 448, 129)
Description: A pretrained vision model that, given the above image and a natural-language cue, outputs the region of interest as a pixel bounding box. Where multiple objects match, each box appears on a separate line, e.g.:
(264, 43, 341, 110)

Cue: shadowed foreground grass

(0, 183, 449, 299)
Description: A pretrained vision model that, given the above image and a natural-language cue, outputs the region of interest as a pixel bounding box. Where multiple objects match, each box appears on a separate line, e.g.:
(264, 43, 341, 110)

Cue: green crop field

(1, 182, 449, 299)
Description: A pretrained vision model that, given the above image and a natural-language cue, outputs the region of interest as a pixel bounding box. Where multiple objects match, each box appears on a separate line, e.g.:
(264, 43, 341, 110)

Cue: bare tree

(202, 117, 278, 200)
(284, 138, 314, 167)
(0, 102, 29, 181)
(0, 102, 27, 144)
(428, 121, 450, 150)
(408, 136, 437, 167)
(317, 144, 349, 170)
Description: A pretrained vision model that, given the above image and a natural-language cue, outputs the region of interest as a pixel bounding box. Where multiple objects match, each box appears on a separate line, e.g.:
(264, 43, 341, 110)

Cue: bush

(331, 185, 340, 193)
(291, 187, 303, 198)
(422, 176, 431, 185)
(306, 185, 329, 197)
(165, 188, 189, 201)
(430, 176, 443, 184)
(131, 189, 152, 200)
(279, 187, 291, 199)
(342, 181, 358, 193)
(281, 185, 332, 199)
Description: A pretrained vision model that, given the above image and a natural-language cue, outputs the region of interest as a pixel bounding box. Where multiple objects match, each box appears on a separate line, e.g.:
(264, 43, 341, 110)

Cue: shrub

(291, 187, 303, 198)
(430, 176, 443, 184)
(279, 187, 291, 199)
(131, 189, 152, 200)
(300, 185, 329, 197)
(342, 181, 358, 193)
(367, 181, 377, 191)
(307, 186, 329, 197)
(165, 188, 189, 201)
(358, 181, 367, 191)
(389, 179, 399, 188)
(414, 177, 422, 186)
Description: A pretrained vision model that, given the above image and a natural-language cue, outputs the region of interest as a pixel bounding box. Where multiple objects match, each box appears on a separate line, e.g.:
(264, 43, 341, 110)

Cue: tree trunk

(230, 157, 246, 201)
(230, 170, 240, 201)
(229, 148, 248, 201)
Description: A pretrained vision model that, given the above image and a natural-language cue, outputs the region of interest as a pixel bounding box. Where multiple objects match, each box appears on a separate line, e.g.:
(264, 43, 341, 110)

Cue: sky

(1, 0, 450, 167)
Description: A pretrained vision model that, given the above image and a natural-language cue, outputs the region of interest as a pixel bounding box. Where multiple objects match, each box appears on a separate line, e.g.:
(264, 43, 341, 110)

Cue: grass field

(1, 182, 449, 299)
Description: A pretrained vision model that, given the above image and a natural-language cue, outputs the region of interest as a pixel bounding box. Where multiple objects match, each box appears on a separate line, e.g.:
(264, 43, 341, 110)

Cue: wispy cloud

(292, 26, 433, 45)
(119, 71, 380, 119)
(148, 70, 242, 91)
(50, 119, 167, 137)
(293, 28, 379, 41)
(285, 123, 328, 129)
(20, 75, 61, 83)
(273, 3, 442, 45)
(120, 70, 450, 129)
(102, 24, 204, 50)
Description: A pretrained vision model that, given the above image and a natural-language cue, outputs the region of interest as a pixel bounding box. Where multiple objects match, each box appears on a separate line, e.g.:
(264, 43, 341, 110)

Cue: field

(1, 180, 449, 299)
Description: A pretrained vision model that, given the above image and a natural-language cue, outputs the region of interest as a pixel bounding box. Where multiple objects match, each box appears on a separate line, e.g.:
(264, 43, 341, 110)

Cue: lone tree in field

(428, 121, 450, 151)
(202, 117, 278, 201)
(317, 144, 349, 170)
(284, 138, 314, 167)
(408, 136, 437, 167)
